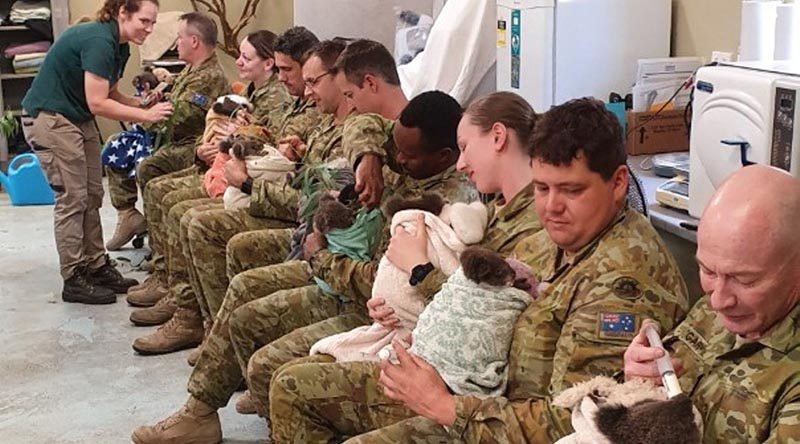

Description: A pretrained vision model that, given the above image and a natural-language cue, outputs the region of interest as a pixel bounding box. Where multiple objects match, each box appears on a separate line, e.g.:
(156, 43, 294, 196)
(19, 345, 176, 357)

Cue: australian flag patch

(191, 93, 209, 109)
(598, 312, 637, 339)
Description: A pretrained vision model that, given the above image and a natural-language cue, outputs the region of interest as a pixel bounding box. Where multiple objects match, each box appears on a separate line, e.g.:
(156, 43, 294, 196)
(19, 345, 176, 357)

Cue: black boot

(63, 268, 116, 305)
(88, 256, 139, 293)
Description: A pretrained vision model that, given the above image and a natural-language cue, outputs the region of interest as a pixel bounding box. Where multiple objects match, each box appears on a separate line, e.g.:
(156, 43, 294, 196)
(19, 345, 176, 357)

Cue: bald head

(697, 165, 800, 338)
(700, 165, 800, 257)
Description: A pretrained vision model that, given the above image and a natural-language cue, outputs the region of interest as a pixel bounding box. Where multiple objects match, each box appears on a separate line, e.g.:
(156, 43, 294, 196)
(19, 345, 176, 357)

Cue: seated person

(624, 164, 800, 442)
(267, 97, 691, 443)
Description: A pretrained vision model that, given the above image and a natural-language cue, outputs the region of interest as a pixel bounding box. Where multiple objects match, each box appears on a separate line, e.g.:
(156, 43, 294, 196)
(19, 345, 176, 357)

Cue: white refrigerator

(497, 0, 672, 110)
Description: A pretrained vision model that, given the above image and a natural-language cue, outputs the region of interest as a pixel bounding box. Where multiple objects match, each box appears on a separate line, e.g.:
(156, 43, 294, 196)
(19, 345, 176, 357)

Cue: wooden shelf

(0, 25, 28, 31)
(0, 73, 36, 80)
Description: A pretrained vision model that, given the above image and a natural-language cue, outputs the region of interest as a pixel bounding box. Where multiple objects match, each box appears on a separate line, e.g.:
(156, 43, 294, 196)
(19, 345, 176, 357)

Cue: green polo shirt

(22, 19, 130, 123)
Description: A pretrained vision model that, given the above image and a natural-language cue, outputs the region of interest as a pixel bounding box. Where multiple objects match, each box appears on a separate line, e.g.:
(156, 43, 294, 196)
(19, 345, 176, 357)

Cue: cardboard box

(625, 109, 690, 155)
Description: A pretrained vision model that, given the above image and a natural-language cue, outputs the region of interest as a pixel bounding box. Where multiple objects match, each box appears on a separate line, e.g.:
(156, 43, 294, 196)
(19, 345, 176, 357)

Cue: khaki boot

(131, 396, 222, 444)
(126, 277, 168, 308)
(130, 297, 177, 326)
(106, 207, 147, 251)
(235, 391, 257, 415)
(126, 272, 161, 297)
(132, 308, 204, 355)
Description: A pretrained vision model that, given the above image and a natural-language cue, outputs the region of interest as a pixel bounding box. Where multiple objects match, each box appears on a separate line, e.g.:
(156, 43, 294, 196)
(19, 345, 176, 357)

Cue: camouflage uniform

(268, 206, 690, 443)
(141, 77, 294, 279)
(106, 53, 228, 210)
(185, 163, 475, 413)
(657, 297, 800, 443)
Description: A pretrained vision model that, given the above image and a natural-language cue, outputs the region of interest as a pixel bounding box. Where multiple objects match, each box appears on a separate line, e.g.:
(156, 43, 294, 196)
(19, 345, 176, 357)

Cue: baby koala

(219, 134, 296, 209)
(403, 245, 536, 397)
(212, 94, 254, 118)
(553, 376, 703, 444)
(311, 185, 360, 246)
(133, 66, 173, 103)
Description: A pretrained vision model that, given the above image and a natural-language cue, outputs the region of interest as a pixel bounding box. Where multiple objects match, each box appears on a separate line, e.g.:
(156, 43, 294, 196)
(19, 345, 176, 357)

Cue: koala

(212, 95, 253, 118)
(219, 137, 264, 160)
(460, 246, 538, 298)
(313, 194, 357, 236)
(384, 193, 446, 218)
(132, 66, 159, 94)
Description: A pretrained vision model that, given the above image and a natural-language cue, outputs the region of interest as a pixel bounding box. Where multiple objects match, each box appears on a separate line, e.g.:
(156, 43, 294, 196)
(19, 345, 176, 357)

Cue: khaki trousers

(22, 112, 104, 280)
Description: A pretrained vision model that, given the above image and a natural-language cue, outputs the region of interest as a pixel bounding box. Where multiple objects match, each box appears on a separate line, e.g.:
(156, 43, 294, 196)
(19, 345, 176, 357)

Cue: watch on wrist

(409, 262, 434, 286)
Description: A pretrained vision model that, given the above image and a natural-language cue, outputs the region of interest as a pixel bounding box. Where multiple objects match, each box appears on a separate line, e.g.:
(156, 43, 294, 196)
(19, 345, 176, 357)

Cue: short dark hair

(180, 12, 218, 47)
(274, 26, 320, 64)
(333, 39, 400, 87)
(306, 40, 347, 72)
(529, 97, 626, 180)
(399, 91, 462, 153)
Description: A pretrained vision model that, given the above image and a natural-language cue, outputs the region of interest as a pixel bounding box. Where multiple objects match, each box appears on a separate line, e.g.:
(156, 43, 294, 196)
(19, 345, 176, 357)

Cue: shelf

(0, 73, 36, 80)
(0, 25, 28, 31)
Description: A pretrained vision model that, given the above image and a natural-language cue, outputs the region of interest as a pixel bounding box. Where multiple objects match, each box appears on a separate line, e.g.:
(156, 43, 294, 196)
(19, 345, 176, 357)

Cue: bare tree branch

(190, 0, 261, 59)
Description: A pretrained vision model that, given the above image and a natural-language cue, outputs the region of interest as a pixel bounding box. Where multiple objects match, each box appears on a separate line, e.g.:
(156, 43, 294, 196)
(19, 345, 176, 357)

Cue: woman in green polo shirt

(21, 0, 172, 305)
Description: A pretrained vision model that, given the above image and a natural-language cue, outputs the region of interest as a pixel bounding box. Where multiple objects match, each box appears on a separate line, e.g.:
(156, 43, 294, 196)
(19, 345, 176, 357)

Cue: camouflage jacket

(249, 75, 292, 136)
(340, 112, 396, 169)
(664, 298, 800, 443)
(151, 53, 228, 148)
(275, 96, 322, 143)
(413, 183, 543, 301)
(311, 164, 479, 307)
(447, 206, 690, 443)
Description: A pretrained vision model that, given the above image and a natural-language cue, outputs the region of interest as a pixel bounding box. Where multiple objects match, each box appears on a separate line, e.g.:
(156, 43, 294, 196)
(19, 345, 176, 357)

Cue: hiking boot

(131, 396, 222, 444)
(126, 276, 168, 307)
(130, 297, 177, 326)
(106, 207, 147, 251)
(87, 256, 139, 294)
(62, 268, 116, 305)
(132, 308, 204, 355)
(235, 391, 257, 415)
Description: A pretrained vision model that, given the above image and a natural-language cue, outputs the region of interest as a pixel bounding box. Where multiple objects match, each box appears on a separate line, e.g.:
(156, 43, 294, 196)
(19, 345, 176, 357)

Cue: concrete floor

(0, 186, 267, 443)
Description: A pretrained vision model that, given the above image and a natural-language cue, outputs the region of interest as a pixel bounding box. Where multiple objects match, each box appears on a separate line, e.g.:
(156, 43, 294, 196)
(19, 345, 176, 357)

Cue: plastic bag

(394, 7, 434, 65)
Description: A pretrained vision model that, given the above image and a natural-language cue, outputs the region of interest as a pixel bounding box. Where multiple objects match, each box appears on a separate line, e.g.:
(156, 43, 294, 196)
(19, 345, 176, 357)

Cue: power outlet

(711, 51, 734, 64)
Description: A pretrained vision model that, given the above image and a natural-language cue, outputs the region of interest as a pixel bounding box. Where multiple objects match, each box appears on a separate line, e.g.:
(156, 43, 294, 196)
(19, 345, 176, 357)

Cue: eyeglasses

(304, 71, 331, 88)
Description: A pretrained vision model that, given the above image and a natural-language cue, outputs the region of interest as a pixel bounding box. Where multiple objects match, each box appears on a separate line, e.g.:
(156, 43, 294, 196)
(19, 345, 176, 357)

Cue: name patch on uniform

(598, 312, 637, 339)
(191, 93, 209, 108)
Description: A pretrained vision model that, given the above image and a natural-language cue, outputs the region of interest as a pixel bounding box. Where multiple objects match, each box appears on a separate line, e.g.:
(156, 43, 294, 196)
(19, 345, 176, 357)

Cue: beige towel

(309, 202, 488, 362)
(223, 147, 296, 209)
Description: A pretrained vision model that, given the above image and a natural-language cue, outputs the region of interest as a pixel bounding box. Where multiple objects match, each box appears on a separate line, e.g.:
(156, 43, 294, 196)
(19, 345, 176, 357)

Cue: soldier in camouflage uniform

(125, 30, 293, 317)
(236, 92, 541, 418)
(128, 29, 323, 355)
(623, 165, 800, 444)
(266, 98, 690, 443)
(105, 12, 227, 251)
(130, 90, 467, 444)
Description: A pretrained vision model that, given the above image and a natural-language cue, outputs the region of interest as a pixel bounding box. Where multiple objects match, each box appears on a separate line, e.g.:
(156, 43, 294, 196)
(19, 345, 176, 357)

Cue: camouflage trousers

(187, 259, 313, 409)
(106, 166, 139, 210)
(140, 168, 201, 276)
(234, 286, 369, 417)
(343, 416, 457, 443)
(180, 225, 291, 322)
(186, 208, 296, 320)
(163, 197, 223, 314)
(269, 357, 415, 443)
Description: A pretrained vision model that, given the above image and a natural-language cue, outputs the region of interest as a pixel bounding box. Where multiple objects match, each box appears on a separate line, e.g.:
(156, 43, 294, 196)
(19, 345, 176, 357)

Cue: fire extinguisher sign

(511, 9, 521, 89)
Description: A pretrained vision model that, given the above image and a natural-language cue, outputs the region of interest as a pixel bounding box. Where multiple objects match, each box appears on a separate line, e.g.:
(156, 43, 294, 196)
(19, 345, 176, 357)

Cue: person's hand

(143, 101, 173, 123)
(367, 297, 399, 329)
(623, 320, 684, 383)
(379, 342, 456, 427)
(303, 231, 326, 261)
(234, 109, 254, 127)
(224, 159, 249, 188)
(196, 141, 218, 165)
(355, 153, 384, 209)
(277, 135, 307, 161)
(214, 121, 238, 140)
(385, 214, 430, 274)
